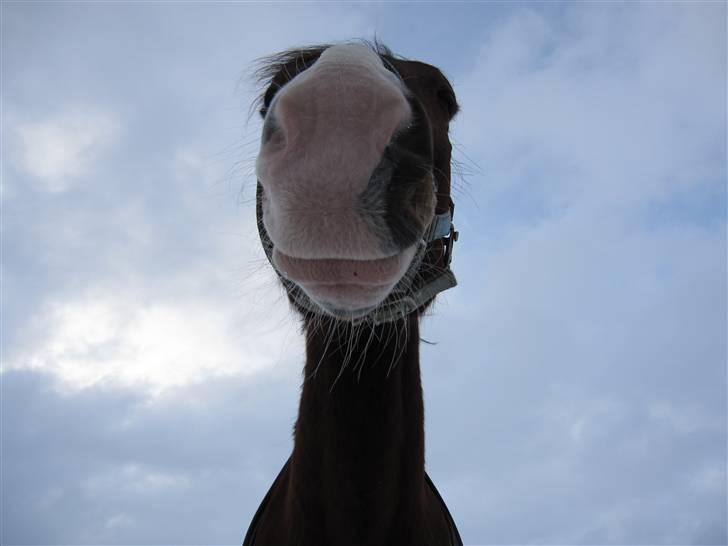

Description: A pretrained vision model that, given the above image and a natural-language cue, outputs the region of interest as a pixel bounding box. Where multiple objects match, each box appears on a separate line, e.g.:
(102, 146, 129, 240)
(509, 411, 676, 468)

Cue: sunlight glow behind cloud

(7, 290, 299, 395)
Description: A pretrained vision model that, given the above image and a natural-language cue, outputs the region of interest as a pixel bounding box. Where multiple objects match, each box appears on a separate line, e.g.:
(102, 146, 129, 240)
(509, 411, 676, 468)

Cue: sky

(1, 2, 726, 545)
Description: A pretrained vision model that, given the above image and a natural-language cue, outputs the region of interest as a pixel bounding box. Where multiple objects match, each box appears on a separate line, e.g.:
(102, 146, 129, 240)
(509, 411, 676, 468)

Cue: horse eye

(436, 88, 458, 119)
(261, 84, 281, 118)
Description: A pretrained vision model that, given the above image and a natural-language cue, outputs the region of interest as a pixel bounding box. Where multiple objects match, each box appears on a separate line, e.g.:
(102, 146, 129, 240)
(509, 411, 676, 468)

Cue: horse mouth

(272, 247, 417, 314)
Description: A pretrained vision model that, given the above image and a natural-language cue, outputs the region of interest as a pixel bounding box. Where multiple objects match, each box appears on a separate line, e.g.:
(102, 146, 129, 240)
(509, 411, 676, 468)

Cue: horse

(243, 41, 463, 546)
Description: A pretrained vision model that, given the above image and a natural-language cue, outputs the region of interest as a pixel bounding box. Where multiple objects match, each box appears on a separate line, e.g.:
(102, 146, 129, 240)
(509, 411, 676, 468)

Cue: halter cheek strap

(425, 207, 454, 241)
(365, 202, 458, 324)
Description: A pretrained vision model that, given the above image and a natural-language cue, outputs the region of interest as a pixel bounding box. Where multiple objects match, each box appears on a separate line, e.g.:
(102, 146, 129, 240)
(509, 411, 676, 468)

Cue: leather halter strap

(363, 200, 458, 324)
(424, 206, 455, 242)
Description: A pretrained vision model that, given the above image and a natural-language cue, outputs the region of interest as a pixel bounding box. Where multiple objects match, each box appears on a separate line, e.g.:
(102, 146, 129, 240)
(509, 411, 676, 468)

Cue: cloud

(13, 108, 121, 193)
(418, 4, 726, 544)
(5, 282, 303, 395)
(453, 3, 724, 224)
(1, 369, 300, 544)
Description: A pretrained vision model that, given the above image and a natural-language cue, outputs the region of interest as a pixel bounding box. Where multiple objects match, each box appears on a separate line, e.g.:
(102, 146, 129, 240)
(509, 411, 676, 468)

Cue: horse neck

(289, 313, 427, 544)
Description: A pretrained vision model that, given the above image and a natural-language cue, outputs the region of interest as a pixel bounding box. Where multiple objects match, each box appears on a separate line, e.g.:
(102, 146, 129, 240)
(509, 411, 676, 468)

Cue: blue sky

(2, 2, 726, 545)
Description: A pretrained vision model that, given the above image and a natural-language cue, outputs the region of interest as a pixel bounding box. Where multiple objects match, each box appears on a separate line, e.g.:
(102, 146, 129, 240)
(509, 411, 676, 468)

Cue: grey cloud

(416, 4, 726, 544)
(453, 3, 725, 232)
(421, 154, 726, 544)
(2, 369, 300, 544)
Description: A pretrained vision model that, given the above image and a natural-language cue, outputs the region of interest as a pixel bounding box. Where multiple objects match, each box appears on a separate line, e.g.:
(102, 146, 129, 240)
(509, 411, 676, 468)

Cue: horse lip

(303, 282, 393, 311)
(272, 249, 408, 286)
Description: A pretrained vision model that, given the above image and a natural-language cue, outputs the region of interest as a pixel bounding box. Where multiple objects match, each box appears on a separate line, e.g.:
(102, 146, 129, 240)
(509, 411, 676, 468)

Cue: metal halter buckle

(442, 200, 458, 267)
(443, 223, 459, 266)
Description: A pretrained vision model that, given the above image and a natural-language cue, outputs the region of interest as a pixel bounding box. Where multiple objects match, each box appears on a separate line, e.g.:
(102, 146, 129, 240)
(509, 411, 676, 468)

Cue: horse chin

(310, 300, 379, 321)
(301, 283, 393, 319)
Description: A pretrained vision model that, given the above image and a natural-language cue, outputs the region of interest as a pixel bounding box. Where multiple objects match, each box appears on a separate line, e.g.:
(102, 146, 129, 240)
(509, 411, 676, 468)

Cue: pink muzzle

(256, 44, 415, 312)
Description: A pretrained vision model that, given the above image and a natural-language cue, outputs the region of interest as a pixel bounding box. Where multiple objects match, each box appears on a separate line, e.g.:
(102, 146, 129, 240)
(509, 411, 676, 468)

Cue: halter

(363, 200, 458, 324)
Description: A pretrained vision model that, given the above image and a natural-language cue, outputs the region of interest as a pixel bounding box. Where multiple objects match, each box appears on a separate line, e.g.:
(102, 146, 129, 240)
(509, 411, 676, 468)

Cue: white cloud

(14, 107, 120, 193)
(649, 401, 723, 435)
(689, 465, 728, 495)
(5, 287, 301, 396)
(105, 513, 134, 531)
